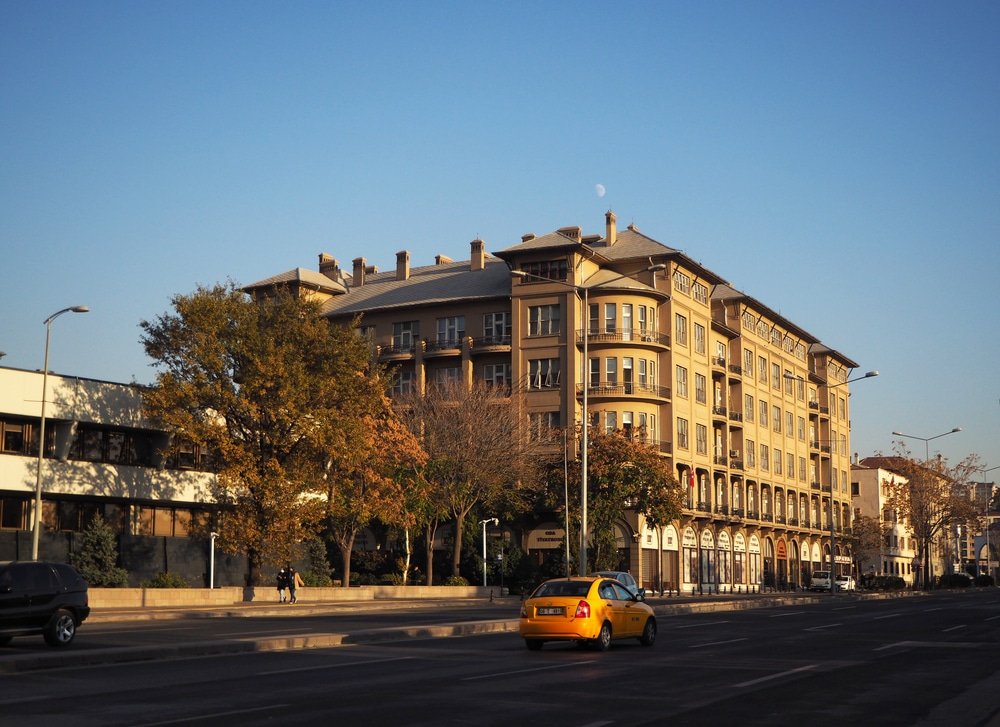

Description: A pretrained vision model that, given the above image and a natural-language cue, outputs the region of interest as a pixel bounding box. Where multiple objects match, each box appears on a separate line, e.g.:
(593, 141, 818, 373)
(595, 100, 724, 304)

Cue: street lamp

(479, 518, 498, 587)
(891, 427, 962, 461)
(512, 263, 665, 575)
(33, 305, 89, 560)
(785, 369, 879, 592)
(889, 427, 962, 588)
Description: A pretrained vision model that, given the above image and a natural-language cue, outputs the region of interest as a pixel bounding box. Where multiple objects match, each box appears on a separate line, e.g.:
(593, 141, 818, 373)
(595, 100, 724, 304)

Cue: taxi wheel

(525, 639, 543, 651)
(639, 618, 656, 646)
(594, 622, 612, 651)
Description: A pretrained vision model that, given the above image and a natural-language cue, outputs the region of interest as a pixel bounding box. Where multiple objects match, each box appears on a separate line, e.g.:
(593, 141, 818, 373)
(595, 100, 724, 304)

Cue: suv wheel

(44, 609, 77, 647)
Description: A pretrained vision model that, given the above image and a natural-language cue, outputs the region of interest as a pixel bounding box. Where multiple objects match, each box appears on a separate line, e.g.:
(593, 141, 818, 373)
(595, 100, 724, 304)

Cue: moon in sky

(595, 184, 606, 198)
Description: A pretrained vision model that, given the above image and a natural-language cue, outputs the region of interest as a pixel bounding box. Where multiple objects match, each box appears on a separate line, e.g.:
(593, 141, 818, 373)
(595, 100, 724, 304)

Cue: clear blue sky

(2, 1, 998, 473)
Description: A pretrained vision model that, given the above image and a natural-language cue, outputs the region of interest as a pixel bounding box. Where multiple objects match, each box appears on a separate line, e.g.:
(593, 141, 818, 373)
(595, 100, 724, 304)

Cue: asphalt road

(1, 590, 998, 726)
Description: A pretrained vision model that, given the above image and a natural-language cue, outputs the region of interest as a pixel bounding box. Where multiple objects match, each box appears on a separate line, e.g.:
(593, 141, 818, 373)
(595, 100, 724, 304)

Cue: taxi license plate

(538, 606, 563, 616)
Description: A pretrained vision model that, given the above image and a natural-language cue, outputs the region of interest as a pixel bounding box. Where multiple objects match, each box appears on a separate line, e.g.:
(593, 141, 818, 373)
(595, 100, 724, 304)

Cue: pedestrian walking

(276, 566, 289, 603)
(287, 564, 304, 604)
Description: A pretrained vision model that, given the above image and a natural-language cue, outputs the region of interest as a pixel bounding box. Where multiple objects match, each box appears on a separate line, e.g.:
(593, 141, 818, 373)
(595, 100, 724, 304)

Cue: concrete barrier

(89, 585, 501, 609)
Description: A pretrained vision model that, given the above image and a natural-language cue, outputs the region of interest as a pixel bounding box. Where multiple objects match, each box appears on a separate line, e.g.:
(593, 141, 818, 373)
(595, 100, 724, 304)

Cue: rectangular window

(622, 304, 633, 341)
(672, 269, 691, 294)
(676, 365, 688, 397)
(638, 306, 647, 335)
(695, 373, 706, 404)
(799, 457, 807, 481)
(745, 394, 754, 421)
(522, 259, 568, 281)
(675, 313, 688, 346)
(483, 363, 511, 388)
(772, 363, 781, 390)
(391, 368, 415, 396)
(696, 424, 708, 455)
(638, 359, 647, 388)
(775, 449, 783, 475)
(788, 452, 795, 477)
(1, 419, 29, 455)
(693, 282, 708, 304)
(772, 405, 781, 433)
(436, 316, 465, 346)
(677, 417, 689, 449)
(623, 357, 634, 393)
(528, 358, 560, 389)
(694, 323, 706, 354)
(483, 312, 511, 344)
(588, 304, 599, 335)
(589, 358, 600, 387)
(433, 367, 460, 386)
(606, 357, 618, 386)
(623, 411, 634, 439)
(786, 411, 794, 436)
(392, 321, 419, 351)
(746, 441, 756, 468)
(758, 356, 768, 383)
(760, 445, 769, 471)
(605, 411, 617, 433)
(797, 416, 806, 441)
(784, 369, 794, 394)
(604, 303, 616, 334)
(744, 348, 754, 375)
(759, 400, 768, 427)
(528, 305, 560, 336)
(528, 412, 560, 441)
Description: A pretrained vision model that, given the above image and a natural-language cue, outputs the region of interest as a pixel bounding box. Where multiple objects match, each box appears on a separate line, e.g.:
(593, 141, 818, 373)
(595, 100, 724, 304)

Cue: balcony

(576, 382, 671, 401)
(577, 328, 670, 348)
(470, 335, 511, 354)
(378, 342, 417, 361)
(424, 338, 464, 358)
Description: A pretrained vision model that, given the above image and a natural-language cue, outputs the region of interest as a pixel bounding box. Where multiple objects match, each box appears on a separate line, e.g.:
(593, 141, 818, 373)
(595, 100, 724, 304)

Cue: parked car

(0, 561, 90, 647)
(809, 571, 832, 591)
(836, 575, 857, 591)
(520, 576, 656, 651)
(590, 570, 645, 599)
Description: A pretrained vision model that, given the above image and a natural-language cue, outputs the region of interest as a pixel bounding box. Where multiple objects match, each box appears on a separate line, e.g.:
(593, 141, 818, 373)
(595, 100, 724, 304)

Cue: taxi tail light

(574, 600, 591, 619)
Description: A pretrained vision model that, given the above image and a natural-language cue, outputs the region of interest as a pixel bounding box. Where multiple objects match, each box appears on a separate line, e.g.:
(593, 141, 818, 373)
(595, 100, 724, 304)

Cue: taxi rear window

(533, 581, 591, 598)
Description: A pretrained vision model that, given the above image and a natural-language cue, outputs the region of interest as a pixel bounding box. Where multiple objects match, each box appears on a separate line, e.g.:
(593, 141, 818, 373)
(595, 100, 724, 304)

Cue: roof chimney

(557, 226, 582, 243)
(521, 233, 536, 243)
(605, 210, 617, 246)
(352, 257, 366, 287)
(396, 250, 410, 281)
(318, 253, 340, 280)
(435, 254, 453, 265)
(470, 239, 485, 271)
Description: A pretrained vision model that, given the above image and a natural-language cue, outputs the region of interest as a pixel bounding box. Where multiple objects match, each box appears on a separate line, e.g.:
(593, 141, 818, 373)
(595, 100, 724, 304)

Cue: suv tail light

(574, 600, 591, 619)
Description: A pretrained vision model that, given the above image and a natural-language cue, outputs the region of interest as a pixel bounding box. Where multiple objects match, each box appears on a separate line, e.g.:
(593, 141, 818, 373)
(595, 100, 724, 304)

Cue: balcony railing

(576, 383, 671, 399)
(576, 328, 670, 347)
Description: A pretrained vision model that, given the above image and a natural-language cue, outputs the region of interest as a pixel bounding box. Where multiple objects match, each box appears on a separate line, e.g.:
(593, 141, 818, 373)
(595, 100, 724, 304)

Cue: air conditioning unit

(729, 449, 740, 458)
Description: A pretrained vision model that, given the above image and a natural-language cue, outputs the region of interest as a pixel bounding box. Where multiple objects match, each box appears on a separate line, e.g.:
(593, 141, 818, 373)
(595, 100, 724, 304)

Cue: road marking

(986, 615, 1000, 622)
(805, 623, 842, 631)
(674, 620, 730, 629)
(136, 704, 290, 725)
(872, 612, 902, 621)
(225, 628, 316, 637)
(874, 640, 980, 651)
(691, 638, 748, 648)
(463, 660, 597, 681)
(258, 656, 414, 675)
(942, 625, 966, 633)
(769, 611, 806, 618)
(734, 664, 817, 688)
(833, 605, 856, 611)
(925, 607, 943, 612)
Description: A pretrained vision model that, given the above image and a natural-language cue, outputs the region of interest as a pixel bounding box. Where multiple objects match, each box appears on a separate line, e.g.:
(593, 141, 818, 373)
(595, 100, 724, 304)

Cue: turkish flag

(689, 470, 695, 488)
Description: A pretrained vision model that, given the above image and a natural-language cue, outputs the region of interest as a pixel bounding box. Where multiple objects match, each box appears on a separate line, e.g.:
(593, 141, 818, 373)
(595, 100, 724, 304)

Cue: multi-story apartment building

(0, 366, 231, 585)
(851, 460, 918, 585)
(247, 212, 865, 593)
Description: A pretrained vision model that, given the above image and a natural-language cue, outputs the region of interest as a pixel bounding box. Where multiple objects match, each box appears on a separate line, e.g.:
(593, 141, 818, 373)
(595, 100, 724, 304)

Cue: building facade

(248, 211, 868, 592)
(0, 366, 235, 585)
(851, 461, 918, 585)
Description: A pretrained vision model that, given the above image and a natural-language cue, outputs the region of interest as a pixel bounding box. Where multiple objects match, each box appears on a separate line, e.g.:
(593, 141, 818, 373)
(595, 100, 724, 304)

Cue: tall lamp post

(890, 427, 962, 588)
(512, 263, 665, 576)
(786, 369, 879, 593)
(479, 518, 498, 587)
(33, 305, 90, 561)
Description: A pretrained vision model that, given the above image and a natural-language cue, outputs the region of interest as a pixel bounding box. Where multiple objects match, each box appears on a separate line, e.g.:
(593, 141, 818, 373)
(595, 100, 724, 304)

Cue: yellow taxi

(519, 575, 656, 651)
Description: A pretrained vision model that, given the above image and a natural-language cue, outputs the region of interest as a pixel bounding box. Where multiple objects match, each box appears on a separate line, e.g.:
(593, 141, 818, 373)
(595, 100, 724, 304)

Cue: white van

(809, 571, 832, 591)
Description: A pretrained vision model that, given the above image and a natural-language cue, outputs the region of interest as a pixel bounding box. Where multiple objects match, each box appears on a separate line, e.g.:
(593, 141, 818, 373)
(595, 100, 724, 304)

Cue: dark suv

(0, 561, 90, 647)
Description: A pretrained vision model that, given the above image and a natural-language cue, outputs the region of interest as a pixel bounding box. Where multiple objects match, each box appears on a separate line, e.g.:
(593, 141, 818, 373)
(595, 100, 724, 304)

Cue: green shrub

(974, 574, 994, 587)
(444, 575, 470, 586)
(301, 535, 333, 586)
(71, 516, 129, 587)
(938, 573, 972, 588)
(141, 572, 190, 588)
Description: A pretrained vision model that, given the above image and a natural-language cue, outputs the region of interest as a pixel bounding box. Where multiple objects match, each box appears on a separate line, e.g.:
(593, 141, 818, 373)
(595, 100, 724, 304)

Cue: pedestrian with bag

(287, 563, 304, 604)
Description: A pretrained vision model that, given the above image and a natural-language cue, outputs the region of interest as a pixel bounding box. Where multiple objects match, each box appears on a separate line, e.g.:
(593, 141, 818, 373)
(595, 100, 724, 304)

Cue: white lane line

(735, 664, 817, 688)
(769, 611, 807, 618)
(674, 620, 731, 629)
(942, 625, 967, 633)
(986, 615, 1000, 622)
(805, 623, 842, 631)
(691, 638, 749, 648)
(874, 640, 979, 651)
(136, 704, 290, 725)
(833, 605, 857, 612)
(259, 656, 414, 675)
(925, 607, 943, 612)
(873, 612, 902, 621)
(463, 660, 597, 681)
